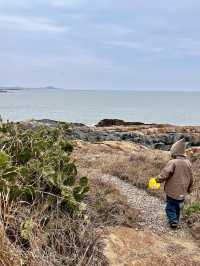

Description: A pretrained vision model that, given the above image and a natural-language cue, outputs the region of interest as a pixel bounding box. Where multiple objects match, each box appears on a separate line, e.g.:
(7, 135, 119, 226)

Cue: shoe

(170, 222, 178, 229)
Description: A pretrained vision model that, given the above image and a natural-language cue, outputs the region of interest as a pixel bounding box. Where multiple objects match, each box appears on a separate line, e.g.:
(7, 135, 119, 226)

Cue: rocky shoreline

(71, 126, 200, 151)
(20, 118, 200, 151)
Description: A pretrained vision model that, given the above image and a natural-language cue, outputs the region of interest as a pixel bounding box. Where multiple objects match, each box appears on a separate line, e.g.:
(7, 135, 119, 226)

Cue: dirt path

(99, 175, 191, 237)
(100, 175, 200, 265)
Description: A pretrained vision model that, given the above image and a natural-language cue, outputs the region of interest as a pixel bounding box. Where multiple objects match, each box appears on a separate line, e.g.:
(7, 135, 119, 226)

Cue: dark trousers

(165, 196, 184, 224)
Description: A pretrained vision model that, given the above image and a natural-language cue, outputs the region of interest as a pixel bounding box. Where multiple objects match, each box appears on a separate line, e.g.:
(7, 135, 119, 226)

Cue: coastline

(1, 90, 200, 126)
(17, 118, 200, 151)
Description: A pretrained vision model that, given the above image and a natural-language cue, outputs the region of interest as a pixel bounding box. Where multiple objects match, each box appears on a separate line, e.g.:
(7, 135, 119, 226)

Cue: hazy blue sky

(0, 0, 200, 90)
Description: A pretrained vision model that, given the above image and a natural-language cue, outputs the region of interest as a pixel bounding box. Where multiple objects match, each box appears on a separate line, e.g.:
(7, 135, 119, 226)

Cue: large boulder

(96, 119, 147, 127)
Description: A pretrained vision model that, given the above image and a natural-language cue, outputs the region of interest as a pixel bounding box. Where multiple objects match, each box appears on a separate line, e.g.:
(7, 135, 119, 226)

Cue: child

(156, 138, 193, 229)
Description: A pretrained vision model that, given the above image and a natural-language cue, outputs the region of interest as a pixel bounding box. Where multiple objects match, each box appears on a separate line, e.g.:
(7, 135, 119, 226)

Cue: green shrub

(0, 121, 108, 265)
(184, 202, 200, 216)
(0, 121, 89, 215)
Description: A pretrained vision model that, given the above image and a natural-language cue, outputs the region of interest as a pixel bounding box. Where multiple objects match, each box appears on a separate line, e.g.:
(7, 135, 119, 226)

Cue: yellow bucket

(148, 178, 161, 190)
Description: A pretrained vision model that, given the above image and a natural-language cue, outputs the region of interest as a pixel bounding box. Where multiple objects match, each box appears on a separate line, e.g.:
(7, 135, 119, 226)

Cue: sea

(0, 89, 200, 126)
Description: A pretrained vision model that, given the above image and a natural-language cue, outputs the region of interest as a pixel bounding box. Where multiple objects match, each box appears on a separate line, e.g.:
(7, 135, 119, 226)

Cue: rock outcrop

(95, 118, 160, 127)
(71, 124, 200, 151)
(21, 119, 200, 151)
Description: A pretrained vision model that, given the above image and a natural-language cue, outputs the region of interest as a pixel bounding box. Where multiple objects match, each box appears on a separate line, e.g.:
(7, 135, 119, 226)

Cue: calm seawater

(0, 89, 200, 125)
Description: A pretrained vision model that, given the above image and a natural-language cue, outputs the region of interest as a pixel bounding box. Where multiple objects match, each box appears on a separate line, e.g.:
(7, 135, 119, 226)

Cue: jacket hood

(170, 138, 186, 156)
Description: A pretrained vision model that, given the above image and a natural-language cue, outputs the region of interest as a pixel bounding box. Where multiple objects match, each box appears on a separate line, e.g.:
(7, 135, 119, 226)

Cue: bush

(184, 202, 200, 216)
(0, 121, 102, 265)
(0, 121, 89, 215)
(13, 209, 108, 266)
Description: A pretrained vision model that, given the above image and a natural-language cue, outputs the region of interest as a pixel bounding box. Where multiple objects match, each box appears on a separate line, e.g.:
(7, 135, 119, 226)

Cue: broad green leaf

(79, 176, 88, 187)
(2, 167, 18, 182)
(20, 167, 29, 177)
(63, 175, 75, 186)
(0, 151, 10, 168)
(19, 149, 32, 163)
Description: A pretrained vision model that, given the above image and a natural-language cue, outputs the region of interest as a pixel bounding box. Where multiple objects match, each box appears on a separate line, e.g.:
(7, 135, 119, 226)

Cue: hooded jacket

(157, 139, 193, 200)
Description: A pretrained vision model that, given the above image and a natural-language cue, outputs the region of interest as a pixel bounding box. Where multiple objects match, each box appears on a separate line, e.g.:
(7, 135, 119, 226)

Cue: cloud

(95, 24, 133, 36)
(0, 0, 200, 89)
(0, 15, 66, 32)
(0, 0, 85, 10)
(105, 40, 142, 49)
(47, 0, 86, 8)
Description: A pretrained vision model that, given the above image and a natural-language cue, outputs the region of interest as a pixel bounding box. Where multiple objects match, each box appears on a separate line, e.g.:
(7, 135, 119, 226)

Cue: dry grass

(25, 178, 141, 265)
(73, 141, 169, 199)
(183, 156, 200, 225)
(0, 170, 142, 266)
(1, 139, 200, 265)
(104, 151, 167, 188)
(73, 140, 200, 204)
(87, 178, 142, 228)
(190, 157, 200, 202)
(0, 224, 22, 266)
(0, 200, 109, 266)
(22, 215, 107, 265)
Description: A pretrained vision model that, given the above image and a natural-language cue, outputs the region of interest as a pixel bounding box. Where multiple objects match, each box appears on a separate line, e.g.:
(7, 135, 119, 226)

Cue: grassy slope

(1, 132, 200, 265)
(73, 140, 200, 265)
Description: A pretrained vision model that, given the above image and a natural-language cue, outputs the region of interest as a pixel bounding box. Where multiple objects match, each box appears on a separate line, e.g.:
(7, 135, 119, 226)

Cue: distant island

(0, 89, 8, 93)
(0, 86, 62, 93)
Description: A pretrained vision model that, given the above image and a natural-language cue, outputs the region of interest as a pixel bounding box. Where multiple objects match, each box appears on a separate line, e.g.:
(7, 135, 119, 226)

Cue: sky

(0, 0, 200, 90)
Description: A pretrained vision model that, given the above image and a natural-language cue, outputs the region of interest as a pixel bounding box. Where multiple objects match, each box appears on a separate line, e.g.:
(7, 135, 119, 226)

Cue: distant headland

(0, 86, 62, 93)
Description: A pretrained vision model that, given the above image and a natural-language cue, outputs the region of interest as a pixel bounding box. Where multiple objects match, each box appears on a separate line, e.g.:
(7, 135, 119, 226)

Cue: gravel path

(99, 175, 200, 264)
(100, 175, 187, 235)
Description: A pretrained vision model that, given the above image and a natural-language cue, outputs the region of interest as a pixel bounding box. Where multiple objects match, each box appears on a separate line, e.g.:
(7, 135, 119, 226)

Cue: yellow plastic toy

(148, 178, 161, 190)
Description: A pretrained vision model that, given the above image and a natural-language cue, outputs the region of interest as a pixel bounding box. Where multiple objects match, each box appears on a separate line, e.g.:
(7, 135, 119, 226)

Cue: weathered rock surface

(95, 118, 164, 127)
(21, 119, 200, 151)
(71, 124, 200, 151)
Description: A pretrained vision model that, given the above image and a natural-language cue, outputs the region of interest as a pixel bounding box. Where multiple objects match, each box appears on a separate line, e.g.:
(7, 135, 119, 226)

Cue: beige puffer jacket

(157, 139, 193, 200)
